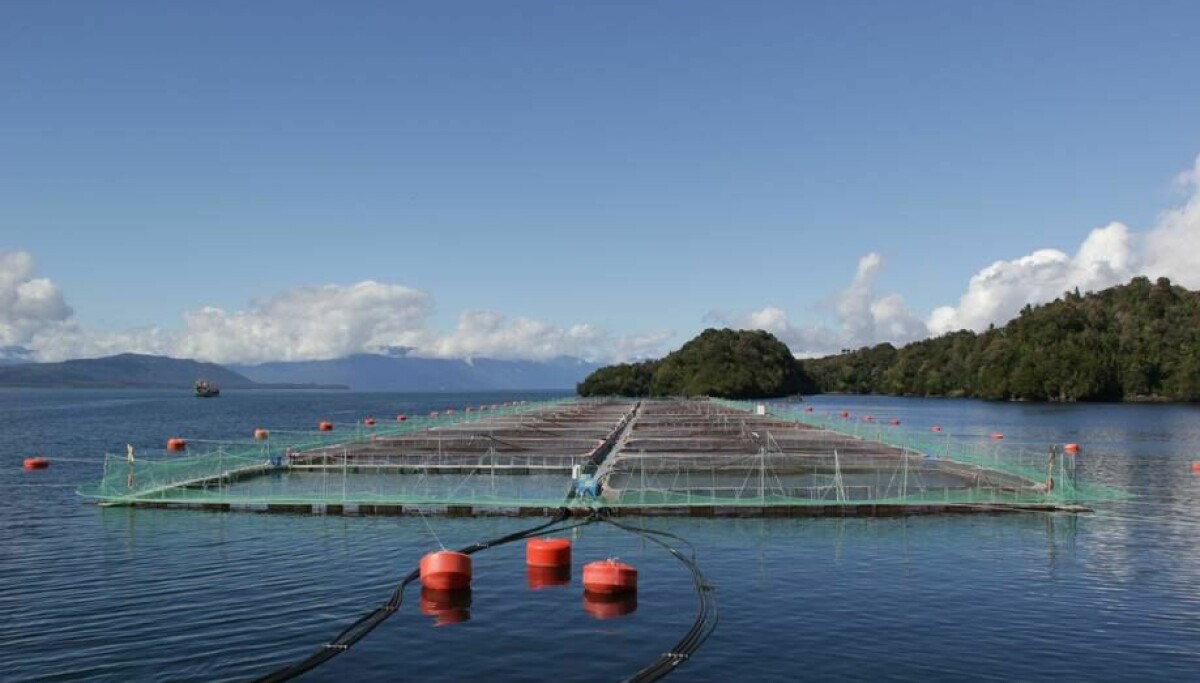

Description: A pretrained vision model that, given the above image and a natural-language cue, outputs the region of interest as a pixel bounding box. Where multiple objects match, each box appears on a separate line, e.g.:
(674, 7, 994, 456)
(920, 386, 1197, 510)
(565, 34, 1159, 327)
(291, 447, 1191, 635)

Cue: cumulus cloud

(727, 153, 1200, 354)
(423, 311, 671, 362)
(0, 251, 670, 364)
(714, 253, 927, 356)
(926, 222, 1136, 334)
(0, 251, 73, 350)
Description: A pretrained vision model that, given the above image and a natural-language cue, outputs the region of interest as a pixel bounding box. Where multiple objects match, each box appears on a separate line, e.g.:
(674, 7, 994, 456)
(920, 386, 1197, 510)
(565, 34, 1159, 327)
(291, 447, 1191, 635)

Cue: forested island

(579, 277, 1200, 402)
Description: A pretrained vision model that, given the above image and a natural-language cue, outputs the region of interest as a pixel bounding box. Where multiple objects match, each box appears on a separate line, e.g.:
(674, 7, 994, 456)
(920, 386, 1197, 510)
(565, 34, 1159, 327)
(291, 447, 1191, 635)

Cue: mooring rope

(246, 509, 716, 683)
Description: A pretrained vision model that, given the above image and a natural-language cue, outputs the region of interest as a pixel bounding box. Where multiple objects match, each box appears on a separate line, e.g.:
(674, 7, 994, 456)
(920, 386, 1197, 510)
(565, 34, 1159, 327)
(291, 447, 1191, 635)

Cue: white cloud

(926, 222, 1136, 334)
(717, 252, 928, 356)
(728, 153, 1200, 354)
(422, 311, 670, 363)
(0, 251, 73, 349)
(0, 252, 669, 364)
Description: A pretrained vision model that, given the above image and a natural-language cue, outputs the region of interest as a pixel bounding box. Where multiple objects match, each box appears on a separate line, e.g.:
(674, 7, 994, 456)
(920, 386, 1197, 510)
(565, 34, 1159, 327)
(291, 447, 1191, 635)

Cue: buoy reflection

(526, 565, 571, 589)
(583, 591, 638, 620)
(420, 587, 472, 627)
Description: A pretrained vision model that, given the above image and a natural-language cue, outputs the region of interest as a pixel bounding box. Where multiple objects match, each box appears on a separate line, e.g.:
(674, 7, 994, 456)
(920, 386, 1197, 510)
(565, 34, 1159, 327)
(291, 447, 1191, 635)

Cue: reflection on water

(420, 588, 472, 627)
(583, 591, 638, 620)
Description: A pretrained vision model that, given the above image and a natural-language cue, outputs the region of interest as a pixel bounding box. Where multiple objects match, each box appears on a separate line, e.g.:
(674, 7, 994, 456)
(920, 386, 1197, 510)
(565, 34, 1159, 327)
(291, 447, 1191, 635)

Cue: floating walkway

(79, 398, 1124, 516)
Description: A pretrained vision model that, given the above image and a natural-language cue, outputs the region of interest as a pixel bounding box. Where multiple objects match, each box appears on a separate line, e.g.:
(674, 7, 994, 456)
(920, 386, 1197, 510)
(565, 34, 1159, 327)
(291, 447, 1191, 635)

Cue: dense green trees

(804, 277, 1200, 402)
(577, 329, 812, 399)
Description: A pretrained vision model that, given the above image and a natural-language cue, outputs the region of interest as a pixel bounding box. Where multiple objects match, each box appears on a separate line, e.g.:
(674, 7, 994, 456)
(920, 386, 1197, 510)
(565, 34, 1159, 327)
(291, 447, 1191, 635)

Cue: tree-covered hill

(804, 276, 1200, 402)
(577, 329, 811, 399)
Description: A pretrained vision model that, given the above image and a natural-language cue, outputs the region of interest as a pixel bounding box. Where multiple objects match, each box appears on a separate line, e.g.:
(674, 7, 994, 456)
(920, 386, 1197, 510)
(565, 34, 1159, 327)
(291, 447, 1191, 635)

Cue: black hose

(249, 509, 576, 683)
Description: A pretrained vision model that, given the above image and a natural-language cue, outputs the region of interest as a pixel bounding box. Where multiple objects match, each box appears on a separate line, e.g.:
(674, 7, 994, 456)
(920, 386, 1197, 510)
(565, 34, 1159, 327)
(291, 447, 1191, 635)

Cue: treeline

(577, 328, 812, 399)
(804, 276, 1200, 402)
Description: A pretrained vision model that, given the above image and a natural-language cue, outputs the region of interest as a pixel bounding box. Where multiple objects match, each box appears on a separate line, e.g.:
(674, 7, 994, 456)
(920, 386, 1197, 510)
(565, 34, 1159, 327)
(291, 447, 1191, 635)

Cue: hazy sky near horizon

(3, 1, 1200, 363)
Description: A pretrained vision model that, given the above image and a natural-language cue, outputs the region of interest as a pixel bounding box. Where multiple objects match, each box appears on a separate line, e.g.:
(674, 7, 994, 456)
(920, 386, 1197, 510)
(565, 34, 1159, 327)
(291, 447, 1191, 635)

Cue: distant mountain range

(232, 353, 599, 391)
(0, 352, 599, 391)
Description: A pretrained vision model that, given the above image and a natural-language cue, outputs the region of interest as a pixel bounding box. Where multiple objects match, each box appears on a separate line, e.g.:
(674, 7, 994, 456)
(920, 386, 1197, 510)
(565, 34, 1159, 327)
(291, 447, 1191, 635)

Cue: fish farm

(78, 398, 1124, 516)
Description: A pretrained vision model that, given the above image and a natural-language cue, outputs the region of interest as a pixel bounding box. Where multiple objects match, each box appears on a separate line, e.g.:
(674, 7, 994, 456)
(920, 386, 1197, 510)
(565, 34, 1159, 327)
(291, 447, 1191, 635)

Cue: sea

(2, 389, 1199, 682)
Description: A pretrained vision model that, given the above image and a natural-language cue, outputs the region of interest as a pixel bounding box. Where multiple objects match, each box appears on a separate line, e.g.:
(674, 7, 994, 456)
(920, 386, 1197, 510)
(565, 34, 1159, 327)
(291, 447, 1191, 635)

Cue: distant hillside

(578, 329, 810, 399)
(803, 276, 1200, 402)
(232, 353, 599, 391)
(0, 353, 259, 389)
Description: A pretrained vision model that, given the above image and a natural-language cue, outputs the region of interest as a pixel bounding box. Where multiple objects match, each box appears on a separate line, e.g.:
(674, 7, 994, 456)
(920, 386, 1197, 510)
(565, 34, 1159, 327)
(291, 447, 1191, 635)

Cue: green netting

(78, 397, 1126, 511)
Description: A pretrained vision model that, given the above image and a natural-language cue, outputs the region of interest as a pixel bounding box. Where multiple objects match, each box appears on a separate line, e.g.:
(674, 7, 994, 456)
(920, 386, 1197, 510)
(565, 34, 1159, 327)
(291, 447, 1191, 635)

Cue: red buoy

(1064, 443, 1080, 454)
(420, 587, 471, 626)
(991, 432, 1004, 440)
(363, 417, 376, 426)
(22, 457, 49, 470)
(931, 425, 942, 433)
(582, 559, 637, 595)
(526, 565, 570, 589)
(396, 414, 407, 422)
(862, 415, 873, 422)
(889, 418, 901, 426)
(526, 537, 571, 568)
(420, 550, 472, 590)
(166, 438, 187, 452)
(804, 406, 813, 413)
(839, 411, 849, 419)
(583, 591, 638, 620)
(254, 428, 269, 440)
(318, 421, 333, 432)
(1191, 462, 1200, 472)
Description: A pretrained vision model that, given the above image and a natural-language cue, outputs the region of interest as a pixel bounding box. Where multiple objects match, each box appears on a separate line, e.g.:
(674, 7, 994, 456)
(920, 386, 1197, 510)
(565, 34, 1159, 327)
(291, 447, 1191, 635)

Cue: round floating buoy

(22, 457, 49, 470)
(582, 559, 637, 595)
(166, 438, 187, 452)
(363, 417, 376, 426)
(420, 550, 472, 590)
(396, 414, 407, 422)
(254, 428, 269, 440)
(526, 565, 570, 589)
(839, 411, 849, 419)
(526, 537, 571, 568)
(991, 432, 1004, 440)
(862, 415, 873, 422)
(931, 425, 942, 433)
(420, 587, 471, 626)
(1064, 443, 1080, 454)
(318, 421, 333, 432)
(583, 591, 638, 620)
(890, 418, 901, 426)
(1191, 462, 1200, 472)
(804, 406, 814, 413)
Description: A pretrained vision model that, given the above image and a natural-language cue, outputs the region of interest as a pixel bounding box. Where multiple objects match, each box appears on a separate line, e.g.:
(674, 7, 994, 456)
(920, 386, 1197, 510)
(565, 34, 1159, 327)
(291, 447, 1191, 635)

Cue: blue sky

(3, 1, 1200, 363)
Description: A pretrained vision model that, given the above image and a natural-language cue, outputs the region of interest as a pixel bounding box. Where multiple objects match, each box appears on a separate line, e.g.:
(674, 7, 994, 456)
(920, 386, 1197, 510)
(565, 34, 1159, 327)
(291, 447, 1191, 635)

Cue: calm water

(3, 389, 1199, 682)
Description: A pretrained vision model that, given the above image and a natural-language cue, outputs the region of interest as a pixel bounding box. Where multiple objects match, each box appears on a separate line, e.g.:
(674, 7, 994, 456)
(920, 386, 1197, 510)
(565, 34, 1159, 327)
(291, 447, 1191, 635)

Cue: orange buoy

(889, 418, 901, 426)
(363, 417, 376, 426)
(931, 425, 942, 433)
(22, 457, 49, 470)
(527, 565, 571, 589)
(1191, 462, 1200, 472)
(420, 587, 472, 626)
(804, 406, 813, 413)
(582, 559, 637, 595)
(166, 438, 187, 452)
(862, 415, 873, 422)
(318, 421, 333, 432)
(839, 411, 849, 419)
(396, 414, 407, 422)
(583, 591, 638, 620)
(254, 428, 269, 440)
(1064, 443, 1080, 454)
(526, 537, 571, 568)
(419, 550, 472, 590)
(991, 432, 1004, 440)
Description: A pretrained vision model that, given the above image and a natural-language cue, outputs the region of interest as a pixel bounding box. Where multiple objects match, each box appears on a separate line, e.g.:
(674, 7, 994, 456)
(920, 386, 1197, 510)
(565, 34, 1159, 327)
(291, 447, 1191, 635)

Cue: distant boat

(194, 379, 220, 397)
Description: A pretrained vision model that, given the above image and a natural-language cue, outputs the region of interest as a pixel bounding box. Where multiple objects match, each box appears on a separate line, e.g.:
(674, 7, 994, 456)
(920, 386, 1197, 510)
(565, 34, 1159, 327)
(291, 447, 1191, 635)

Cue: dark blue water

(3, 390, 1199, 681)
